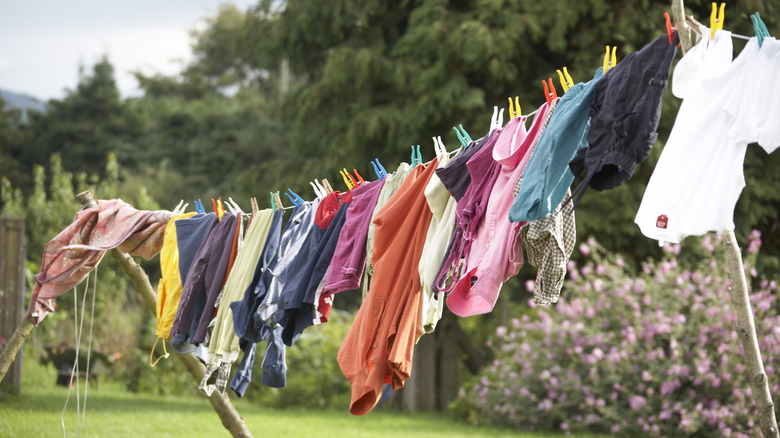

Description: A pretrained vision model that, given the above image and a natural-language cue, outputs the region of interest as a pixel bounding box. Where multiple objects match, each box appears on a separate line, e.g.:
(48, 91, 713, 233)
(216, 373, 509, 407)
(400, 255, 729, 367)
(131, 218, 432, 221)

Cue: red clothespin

(353, 169, 365, 185)
(211, 198, 218, 214)
(664, 12, 674, 45)
(542, 78, 557, 105)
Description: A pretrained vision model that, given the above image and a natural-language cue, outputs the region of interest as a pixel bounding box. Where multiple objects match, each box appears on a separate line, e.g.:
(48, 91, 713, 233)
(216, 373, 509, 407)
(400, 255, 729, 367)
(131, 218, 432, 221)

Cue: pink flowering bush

(452, 232, 780, 437)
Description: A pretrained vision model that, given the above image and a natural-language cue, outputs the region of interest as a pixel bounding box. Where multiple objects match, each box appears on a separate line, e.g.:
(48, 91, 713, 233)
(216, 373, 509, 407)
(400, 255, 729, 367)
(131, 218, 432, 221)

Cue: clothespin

(751, 12, 771, 47)
(340, 168, 356, 189)
(664, 12, 675, 45)
(270, 192, 277, 211)
(250, 197, 259, 214)
(321, 179, 334, 193)
(556, 67, 574, 93)
(195, 199, 205, 214)
(542, 78, 557, 105)
(459, 124, 473, 143)
(172, 200, 184, 214)
(410, 145, 422, 167)
(274, 192, 284, 210)
(211, 198, 218, 215)
(217, 197, 225, 221)
(603, 46, 617, 74)
(310, 180, 327, 199)
(508, 97, 521, 119)
(227, 197, 242, 213)
(490, 106, 505, 131)
(710, 2, 725, 41)
(353, 169, 364, 185)
(371, 160, 383, 179)
(284, 188, 304, 206)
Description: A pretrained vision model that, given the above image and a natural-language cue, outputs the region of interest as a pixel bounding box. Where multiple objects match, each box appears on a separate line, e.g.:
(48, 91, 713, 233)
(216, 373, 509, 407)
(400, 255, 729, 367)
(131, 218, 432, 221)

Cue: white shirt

(635, 31, 769, 243)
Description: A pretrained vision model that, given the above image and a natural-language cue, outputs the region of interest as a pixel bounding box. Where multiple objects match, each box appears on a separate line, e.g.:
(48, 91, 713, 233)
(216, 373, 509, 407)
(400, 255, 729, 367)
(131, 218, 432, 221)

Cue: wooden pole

(74, 191, 252, 438)
(723, 231, 779, 438)
(0, 215, 27, 393)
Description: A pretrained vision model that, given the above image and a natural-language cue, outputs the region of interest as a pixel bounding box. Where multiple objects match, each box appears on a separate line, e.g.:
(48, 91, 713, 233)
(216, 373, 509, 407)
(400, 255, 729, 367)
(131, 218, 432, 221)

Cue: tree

(22, 57, 140, 178)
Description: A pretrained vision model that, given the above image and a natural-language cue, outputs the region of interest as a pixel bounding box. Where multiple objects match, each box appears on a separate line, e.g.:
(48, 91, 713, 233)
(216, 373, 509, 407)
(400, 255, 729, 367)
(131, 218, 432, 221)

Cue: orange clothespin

(556, 67, 574, 93)
(710, 2, 725, 40)
(542, 78, 557, 105)
(603, 46, 617, 74)
(353, 169, 364, 185)
(664, 12, 675, 45)
(211, 198, 218, 215)
(507, 96, 521, 119)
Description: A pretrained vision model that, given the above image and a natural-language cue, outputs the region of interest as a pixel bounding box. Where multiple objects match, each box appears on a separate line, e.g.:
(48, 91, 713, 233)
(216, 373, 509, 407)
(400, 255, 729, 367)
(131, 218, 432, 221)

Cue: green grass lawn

(0, 352, 609, 437)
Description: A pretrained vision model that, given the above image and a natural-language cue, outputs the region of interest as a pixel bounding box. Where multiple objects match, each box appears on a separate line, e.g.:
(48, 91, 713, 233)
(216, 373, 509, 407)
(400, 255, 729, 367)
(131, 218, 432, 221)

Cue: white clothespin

(227, 197, 242, 213)
(310, 180, 327, 200)
(172, 200, 187, 215)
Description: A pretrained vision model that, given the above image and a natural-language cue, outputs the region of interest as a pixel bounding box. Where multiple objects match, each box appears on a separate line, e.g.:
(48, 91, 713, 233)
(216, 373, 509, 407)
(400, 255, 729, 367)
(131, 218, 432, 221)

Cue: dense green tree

(21, 57, 141, 179)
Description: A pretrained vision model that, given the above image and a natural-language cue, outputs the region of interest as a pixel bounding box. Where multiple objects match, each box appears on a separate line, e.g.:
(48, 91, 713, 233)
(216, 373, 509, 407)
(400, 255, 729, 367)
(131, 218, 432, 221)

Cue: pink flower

(628, 395, 647, 411)
(642, 370, 652, 382)
(538, 399, 553, 411)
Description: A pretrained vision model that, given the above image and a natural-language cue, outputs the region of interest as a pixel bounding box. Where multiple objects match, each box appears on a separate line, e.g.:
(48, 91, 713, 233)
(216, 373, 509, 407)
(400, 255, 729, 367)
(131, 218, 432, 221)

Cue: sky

(0, 0, 259, 101)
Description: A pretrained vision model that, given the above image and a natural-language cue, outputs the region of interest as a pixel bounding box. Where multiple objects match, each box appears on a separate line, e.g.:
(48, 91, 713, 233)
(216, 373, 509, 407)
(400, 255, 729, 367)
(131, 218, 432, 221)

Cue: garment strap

(149, 336, 170, 367)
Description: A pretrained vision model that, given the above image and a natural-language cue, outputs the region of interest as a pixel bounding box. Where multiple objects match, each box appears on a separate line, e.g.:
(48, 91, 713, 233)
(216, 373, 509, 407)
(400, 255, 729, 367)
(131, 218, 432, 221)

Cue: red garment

(315, 191, 353, 229)
(27, 199, 172, 325)
(337, 159, 438, 415)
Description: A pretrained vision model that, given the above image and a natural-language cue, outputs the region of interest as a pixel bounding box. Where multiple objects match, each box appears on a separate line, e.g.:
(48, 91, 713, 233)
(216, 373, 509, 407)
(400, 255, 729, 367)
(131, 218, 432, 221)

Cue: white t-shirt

(635, 30, 767, 243)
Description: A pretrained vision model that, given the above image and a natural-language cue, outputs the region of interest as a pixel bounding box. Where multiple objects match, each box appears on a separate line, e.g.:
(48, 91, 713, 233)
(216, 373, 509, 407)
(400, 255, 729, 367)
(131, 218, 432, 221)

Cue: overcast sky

(0, 0, 258, 101)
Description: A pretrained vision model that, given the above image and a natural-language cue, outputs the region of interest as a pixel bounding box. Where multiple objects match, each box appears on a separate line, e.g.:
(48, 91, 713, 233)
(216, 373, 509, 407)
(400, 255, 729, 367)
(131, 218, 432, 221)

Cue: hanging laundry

(569, 32, 679, 202)
(27, 199, 172, 325)
(175, 212, 218, 286)
(417, 154, 458, 337)
(338, 158, 439, 416)
(152, 211, 196, 364)
(204, 209, 275, 367)
(519, 187, 576, 306)
(635, 31, 780, 243)
(434, 128, 503, 295)
(447, 101, 552, 317)
(509, 67, 604, 222)
(321, 178, 386, 295)
(275, 191, 351, 346)
(170, 212, 239, 347)
(362, 162, 412, 298)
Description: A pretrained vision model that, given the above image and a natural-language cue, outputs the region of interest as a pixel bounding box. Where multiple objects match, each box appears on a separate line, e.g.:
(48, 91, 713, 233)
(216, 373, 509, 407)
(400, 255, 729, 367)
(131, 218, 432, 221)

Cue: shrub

(452, 232, 780, 437)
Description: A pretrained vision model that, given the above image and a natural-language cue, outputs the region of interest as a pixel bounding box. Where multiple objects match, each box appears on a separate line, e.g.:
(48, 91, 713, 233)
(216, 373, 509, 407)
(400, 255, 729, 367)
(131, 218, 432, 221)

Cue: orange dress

(337, 158, 438, 415)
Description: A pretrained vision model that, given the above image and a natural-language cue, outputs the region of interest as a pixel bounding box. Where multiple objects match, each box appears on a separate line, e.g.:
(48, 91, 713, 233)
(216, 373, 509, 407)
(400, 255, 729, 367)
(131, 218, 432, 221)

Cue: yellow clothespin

(217, 197, 225, 221)
(507, 96, 521, 119)
(603, 46, 617, 74)
(556, 67, 574, 93)
(340, 169, 354, 189)
(710, 2, 725, 40)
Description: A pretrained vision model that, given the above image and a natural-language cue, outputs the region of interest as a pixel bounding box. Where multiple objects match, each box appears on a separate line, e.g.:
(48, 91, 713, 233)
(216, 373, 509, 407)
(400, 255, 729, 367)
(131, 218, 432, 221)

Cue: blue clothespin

(371, 158, 387, 179)
(375, 159, 387, 176)
(285, 188, 304, 206)
(195, 199, 205, 214)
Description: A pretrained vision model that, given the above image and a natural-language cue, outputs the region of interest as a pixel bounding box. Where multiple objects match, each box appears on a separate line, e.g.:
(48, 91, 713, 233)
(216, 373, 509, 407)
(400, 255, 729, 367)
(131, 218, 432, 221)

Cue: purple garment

(434, 129, 504, 293)
(170, 212, 239, 344)
(435, 132, 492, 201)
(322, 178, 385, 294)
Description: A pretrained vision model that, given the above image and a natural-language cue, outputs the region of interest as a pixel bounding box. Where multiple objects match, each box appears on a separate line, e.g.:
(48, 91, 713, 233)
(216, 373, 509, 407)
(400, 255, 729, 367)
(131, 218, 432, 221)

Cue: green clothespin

(270, 192, 277, 211)
(751, 12, 770, 47)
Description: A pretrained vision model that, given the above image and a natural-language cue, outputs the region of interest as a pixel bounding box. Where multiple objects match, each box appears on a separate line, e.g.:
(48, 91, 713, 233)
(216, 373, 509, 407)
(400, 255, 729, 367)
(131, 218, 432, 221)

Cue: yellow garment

(204, 209, 275, 367)
(155, 212, 196, 337)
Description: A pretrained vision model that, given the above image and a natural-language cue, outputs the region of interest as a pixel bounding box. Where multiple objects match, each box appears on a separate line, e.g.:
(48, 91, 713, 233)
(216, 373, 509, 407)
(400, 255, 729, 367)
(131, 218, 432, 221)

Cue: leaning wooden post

(74, 191, 252, 438)
(723, 231, 779, 438)
(0, 318, 34, 386)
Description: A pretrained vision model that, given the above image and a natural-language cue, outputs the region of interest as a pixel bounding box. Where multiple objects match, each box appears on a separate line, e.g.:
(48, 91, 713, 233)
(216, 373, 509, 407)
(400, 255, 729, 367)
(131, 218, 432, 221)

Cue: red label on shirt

(656, 215, 668, 229)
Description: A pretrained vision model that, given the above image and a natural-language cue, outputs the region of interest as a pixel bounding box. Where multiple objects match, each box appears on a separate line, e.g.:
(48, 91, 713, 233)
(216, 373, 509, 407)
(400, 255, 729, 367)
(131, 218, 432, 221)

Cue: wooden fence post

(0, 215, 25, 395)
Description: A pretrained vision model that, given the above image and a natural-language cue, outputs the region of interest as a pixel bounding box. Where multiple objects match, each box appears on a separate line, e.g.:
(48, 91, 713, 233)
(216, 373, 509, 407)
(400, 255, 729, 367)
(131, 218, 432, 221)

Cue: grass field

(0, 352, 609, 437)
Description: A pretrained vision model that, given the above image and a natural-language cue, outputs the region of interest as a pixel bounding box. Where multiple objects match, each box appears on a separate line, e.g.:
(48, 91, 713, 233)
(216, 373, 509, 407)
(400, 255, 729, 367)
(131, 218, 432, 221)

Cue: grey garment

(230, 342, 255, 397)
(255, 201, 319, 328)
(175, 213, 217, 285)
(519, 187, 576, 306)
(261, 326, 287, 388)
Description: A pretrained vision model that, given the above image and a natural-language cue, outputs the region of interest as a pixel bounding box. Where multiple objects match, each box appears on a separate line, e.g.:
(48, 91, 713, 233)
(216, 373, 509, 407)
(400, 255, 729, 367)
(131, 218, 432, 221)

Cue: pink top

(447, 102, 550, 316)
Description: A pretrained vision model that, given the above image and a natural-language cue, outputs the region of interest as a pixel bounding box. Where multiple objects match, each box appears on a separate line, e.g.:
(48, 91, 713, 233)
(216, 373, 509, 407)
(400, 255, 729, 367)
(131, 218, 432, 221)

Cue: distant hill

(0, 89, 47, 121)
